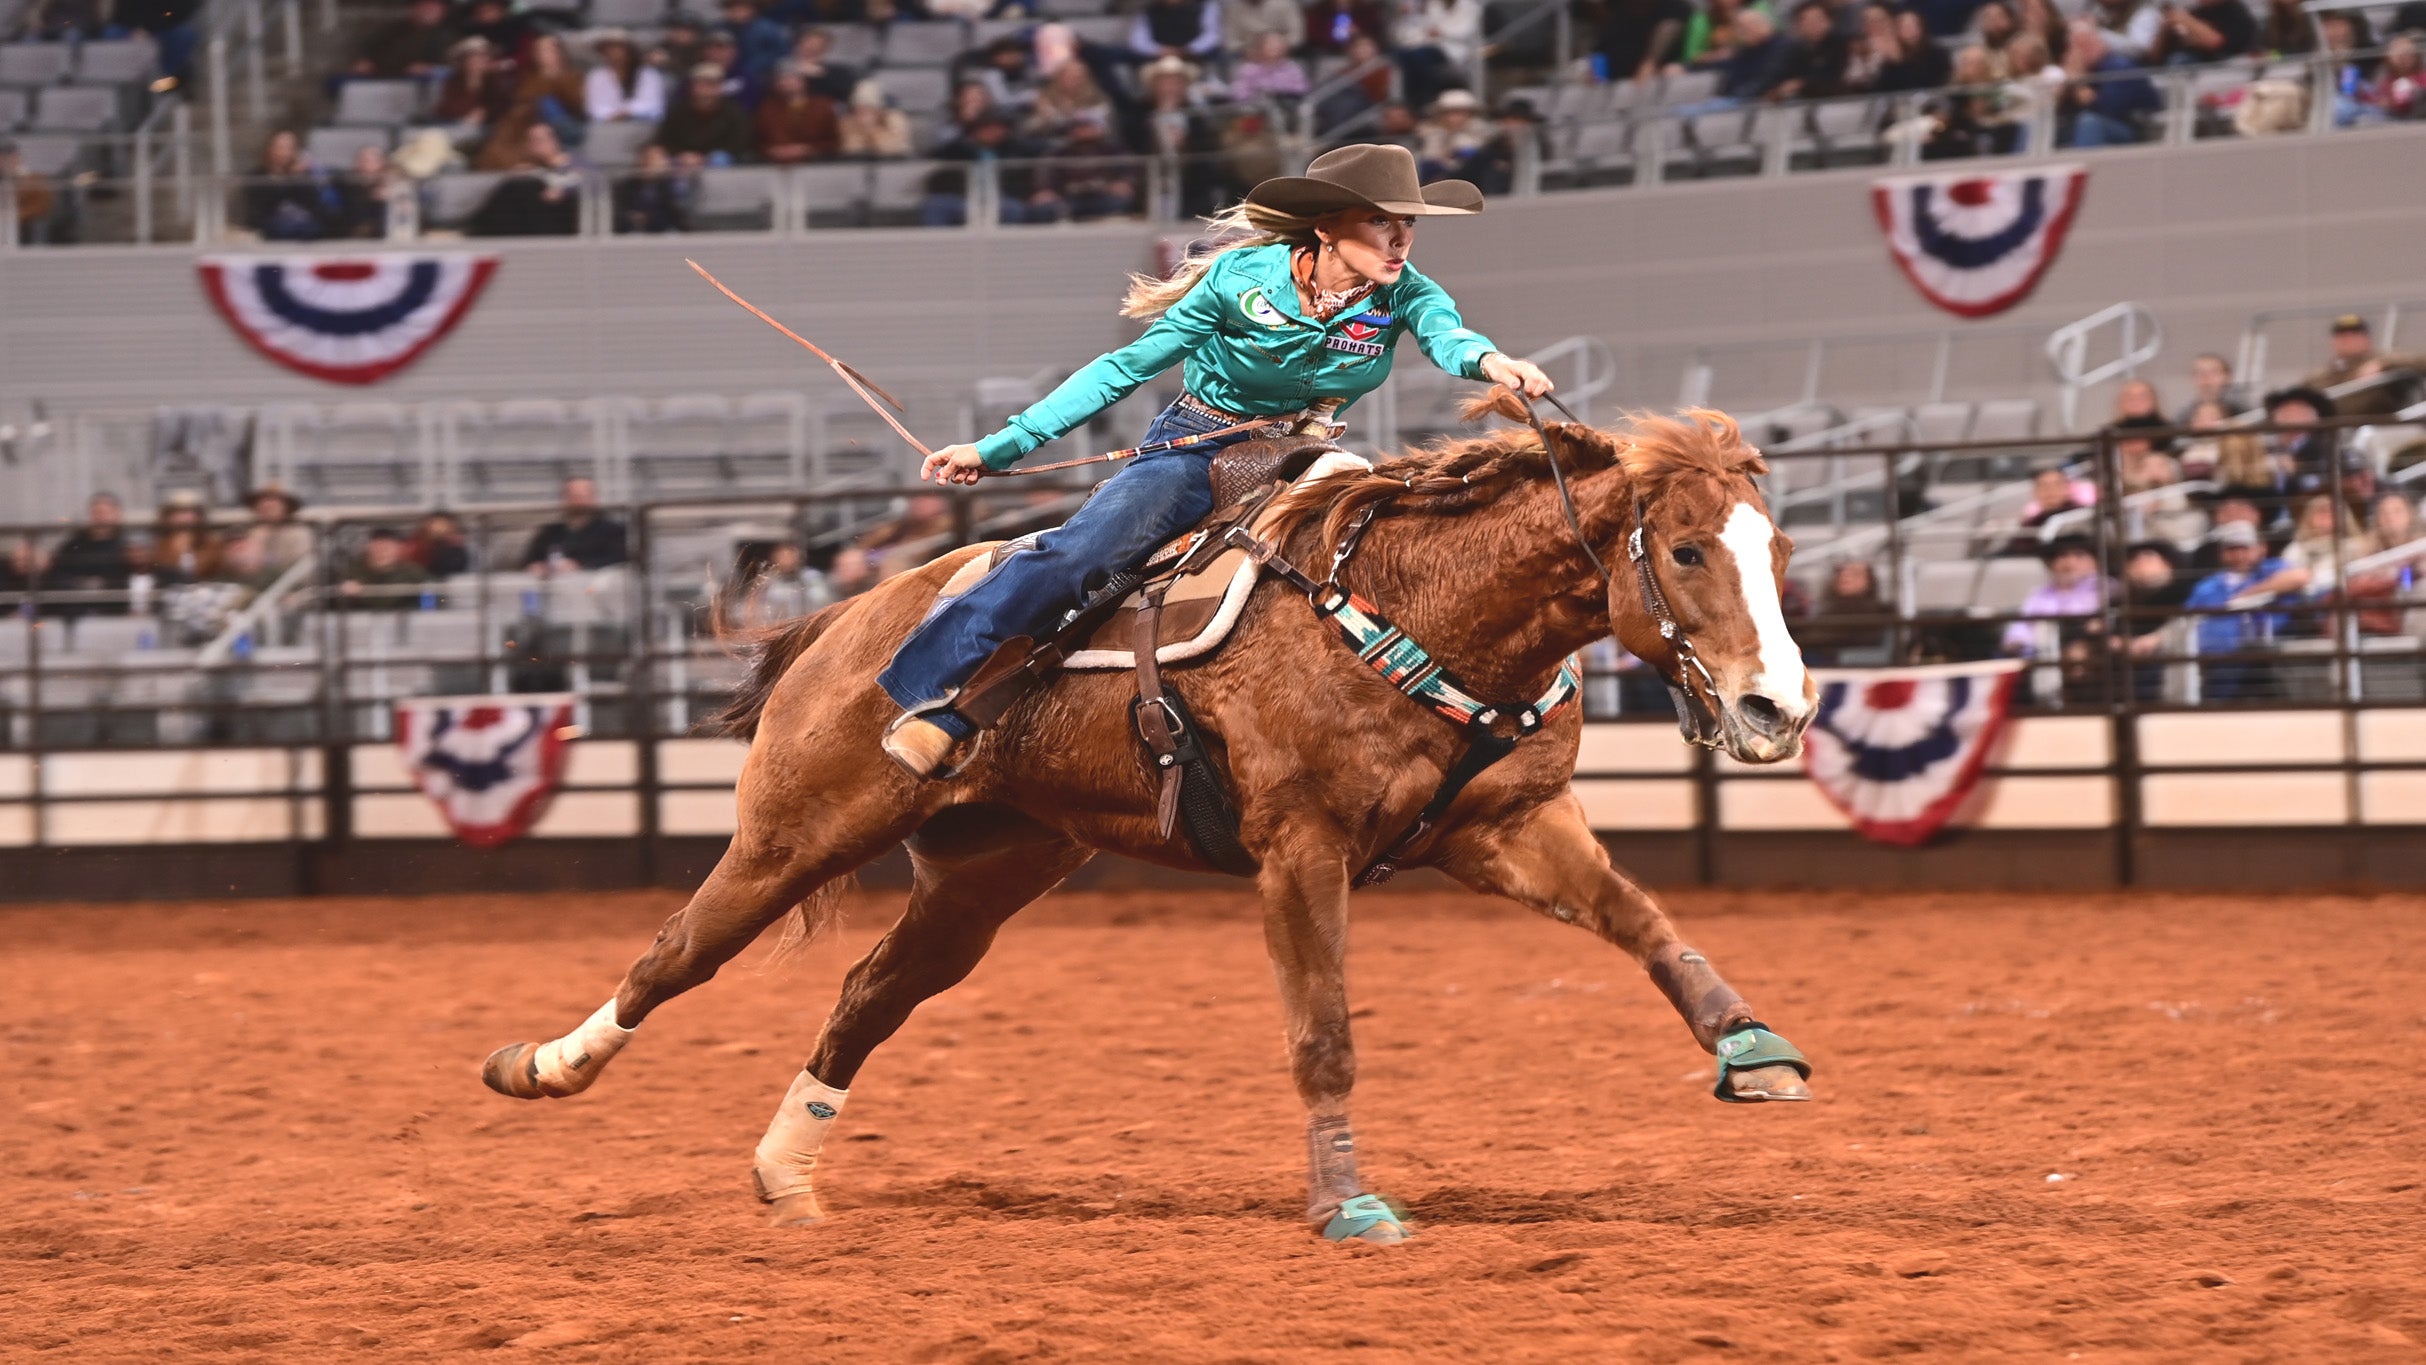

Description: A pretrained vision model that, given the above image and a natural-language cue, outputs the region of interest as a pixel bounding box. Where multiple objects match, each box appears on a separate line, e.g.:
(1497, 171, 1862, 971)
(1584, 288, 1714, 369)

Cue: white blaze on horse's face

(1716, 501, 1814, 760)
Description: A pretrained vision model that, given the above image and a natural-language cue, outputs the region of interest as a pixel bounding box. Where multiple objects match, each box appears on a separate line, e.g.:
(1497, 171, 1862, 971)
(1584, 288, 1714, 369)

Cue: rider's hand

(920, 444, 989, 487)
(1482, 352, 1555, 399)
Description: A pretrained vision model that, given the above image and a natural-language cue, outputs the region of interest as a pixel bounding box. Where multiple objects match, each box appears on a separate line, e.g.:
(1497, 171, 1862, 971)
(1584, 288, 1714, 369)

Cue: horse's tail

(712, 598, 856, 741)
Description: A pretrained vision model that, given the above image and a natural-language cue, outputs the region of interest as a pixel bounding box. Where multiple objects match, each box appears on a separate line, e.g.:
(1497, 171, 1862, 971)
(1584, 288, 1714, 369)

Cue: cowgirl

(881, 142, 1554, 776)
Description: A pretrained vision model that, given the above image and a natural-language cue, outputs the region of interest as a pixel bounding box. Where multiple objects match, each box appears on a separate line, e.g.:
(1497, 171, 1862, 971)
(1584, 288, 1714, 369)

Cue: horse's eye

(1671, 545, 1704, 568)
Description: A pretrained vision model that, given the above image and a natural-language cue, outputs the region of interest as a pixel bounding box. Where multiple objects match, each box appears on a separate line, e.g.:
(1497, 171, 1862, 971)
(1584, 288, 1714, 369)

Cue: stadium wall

(6, 716, 2426, 901)
(4, 127, 2425, 421)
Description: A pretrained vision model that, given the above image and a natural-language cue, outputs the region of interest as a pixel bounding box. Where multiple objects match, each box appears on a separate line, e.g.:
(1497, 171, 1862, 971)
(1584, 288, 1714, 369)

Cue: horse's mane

(1267, 392, 1770, 553)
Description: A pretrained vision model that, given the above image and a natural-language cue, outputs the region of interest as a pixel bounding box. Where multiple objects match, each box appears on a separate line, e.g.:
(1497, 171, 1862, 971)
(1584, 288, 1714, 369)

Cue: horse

(480, 394, 1819, 1244)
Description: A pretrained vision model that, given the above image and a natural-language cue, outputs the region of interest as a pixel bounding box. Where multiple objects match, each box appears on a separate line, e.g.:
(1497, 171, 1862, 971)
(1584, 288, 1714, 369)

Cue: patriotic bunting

(1802, 660, 2023, 846)
(1872, 165, 2087, 318)
(395, 695, 575, 847)
(198, 253, 500, 385)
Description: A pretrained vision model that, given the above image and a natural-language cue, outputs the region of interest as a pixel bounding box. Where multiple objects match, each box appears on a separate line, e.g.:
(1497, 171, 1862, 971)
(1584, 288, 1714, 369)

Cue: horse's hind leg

(756, 804, 1091, 1227)
(1436, 792, 1812, 1103)
(481, 777, 924, 1101)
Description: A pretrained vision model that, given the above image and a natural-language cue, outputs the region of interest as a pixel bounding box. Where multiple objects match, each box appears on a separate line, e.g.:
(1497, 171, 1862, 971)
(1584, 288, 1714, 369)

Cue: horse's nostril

(1737, 694, 1786, 736)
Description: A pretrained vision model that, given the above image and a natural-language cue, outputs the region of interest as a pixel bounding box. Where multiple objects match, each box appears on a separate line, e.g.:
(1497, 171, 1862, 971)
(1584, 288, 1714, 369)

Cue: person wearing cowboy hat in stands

(243, 483, 314, 574)
(877, 143, 1556, 776)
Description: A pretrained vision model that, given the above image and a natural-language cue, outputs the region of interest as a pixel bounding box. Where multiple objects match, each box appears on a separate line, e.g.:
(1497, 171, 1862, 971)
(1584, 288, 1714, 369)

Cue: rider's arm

(972, 264, 1231, 471)
(1392, 268, 1499, 382)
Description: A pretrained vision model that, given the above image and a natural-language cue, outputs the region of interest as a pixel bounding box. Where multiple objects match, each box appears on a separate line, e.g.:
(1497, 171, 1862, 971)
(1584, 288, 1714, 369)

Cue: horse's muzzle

(1719, 692, 1812, 764)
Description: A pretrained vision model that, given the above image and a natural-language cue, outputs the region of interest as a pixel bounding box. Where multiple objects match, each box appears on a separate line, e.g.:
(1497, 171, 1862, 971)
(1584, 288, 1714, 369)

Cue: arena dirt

(4, 884, 2422, 1361)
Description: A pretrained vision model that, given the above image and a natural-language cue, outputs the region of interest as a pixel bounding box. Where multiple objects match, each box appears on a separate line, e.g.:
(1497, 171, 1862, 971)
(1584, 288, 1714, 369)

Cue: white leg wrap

(531, 999, 634, 1095)
(753, 1070, 849, 1201)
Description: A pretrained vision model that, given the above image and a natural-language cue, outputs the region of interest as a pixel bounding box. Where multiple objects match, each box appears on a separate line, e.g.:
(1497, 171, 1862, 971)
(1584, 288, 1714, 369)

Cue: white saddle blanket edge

(1064, 449, 1372, 671)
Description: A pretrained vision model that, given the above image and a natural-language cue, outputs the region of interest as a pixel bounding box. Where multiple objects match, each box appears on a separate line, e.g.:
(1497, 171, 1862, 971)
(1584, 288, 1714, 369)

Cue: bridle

(1508, 390, 1726, 750)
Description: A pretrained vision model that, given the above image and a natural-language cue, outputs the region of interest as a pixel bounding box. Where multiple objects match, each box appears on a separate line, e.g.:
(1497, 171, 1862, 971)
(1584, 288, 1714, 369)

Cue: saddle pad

(924, 451, 1371, 671)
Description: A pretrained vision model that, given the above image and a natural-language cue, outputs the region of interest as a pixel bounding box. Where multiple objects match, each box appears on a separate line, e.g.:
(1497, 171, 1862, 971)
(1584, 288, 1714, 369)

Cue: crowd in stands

(0, 477, 634, 643)
(1600, 0, 2426, 154)
(3, 0, 198, 85)
(1800, 314, 2426, 701)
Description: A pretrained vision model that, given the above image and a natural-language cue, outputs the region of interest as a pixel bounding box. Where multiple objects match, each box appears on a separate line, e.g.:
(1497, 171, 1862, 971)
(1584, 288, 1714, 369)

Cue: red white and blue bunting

(1871, 165, 2086, 319)
(1802, 660, 2022, 846)
(198, 253, 500, 385)
(394, 695, 575, 847)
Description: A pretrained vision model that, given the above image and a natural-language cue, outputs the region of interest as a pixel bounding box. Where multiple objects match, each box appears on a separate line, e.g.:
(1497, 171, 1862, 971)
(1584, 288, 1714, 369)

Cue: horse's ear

(1460, 385, 1533, 425)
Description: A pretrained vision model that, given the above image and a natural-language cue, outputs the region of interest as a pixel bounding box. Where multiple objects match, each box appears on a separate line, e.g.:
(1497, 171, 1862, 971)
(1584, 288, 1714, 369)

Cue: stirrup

(882, 703, 977, 781)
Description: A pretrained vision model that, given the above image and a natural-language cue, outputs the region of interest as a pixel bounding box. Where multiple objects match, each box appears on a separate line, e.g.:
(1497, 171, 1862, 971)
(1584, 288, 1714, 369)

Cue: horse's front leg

(1255, 818, 1409, 1244)
(1436, 792, 1813, 1103)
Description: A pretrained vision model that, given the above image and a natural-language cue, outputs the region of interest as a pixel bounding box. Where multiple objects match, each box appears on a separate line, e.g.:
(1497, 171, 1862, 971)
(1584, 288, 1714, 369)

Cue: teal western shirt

(973, 241, 1502, 470)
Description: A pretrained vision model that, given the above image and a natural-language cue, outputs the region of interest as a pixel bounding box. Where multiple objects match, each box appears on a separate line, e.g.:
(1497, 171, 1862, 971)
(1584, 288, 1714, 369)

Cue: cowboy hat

(245, 483, 303, 514)
(1245, 143, 1482, 217)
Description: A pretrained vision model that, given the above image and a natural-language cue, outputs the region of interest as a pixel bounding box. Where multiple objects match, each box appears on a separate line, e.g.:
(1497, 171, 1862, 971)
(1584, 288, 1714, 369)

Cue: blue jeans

(878, 400, 1255, 731)
(2065, 111, 2140, 147)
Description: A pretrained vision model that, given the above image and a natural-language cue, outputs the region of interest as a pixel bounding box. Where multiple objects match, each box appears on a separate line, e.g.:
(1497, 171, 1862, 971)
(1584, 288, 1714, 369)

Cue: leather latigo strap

(1132, 588, 1185, 839)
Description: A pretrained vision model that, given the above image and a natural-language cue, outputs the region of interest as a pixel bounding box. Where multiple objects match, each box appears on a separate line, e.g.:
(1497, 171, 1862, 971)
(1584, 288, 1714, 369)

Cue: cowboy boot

(881, 714, 961, 779)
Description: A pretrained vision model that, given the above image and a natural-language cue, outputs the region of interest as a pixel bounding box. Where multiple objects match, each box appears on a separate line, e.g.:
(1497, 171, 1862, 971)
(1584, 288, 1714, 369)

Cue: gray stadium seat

(7, 130, 84, 174)
(585, 0, 669, 25)
(1910, 402, 1974, 446)
(868, 158, 938, 224)
(969, 18, 1032, 47)
(796, 159, 871, 225)
(690, 165, 778, 230)
(881, 20, 967, 66)
(306, 125, 390, 168)
(1805, 96, 1879, 161)
(628, 393, 732, 494)
(1976, 556, 2050, 611)
(1657, 68, 1718, 106)
(1059, 14, 1128, 45)
(70, 38, 155, 84)
(335, 78, 421, 126)
(877, 64, 952, 114)
(1566, 117, 1635, 185)
(0, 42, 72, 86)
(271, 401, 427, 503)
(732, 392, 807, 486)
(65, 614, 163, 656)
(1038, 0, 1115, 13)
(584, 116, 655, 166)
(453, 398, 602, 502)
(1970, 398, 2040, 442)
(823, 26, 881, 65)
(30, 84, 114, 130)
(0, 88, 24, 128)
(422, 171, 506, 227)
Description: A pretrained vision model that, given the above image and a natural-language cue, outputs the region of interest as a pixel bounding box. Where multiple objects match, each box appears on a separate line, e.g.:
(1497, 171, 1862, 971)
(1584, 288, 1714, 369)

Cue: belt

(1174, 392, 1253, 424)
(1175, 393, 1347, 438)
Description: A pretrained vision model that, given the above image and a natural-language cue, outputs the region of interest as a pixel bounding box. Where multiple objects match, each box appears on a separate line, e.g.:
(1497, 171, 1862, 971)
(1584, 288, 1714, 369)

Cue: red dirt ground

(3, 884, 2423, 1362)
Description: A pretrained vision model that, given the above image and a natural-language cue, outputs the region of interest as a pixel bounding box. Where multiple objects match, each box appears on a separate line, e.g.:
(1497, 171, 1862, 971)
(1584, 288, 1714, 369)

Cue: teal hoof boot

(1713, 1024, 1812, 1104)
(1320, 1193, 1411, 1244)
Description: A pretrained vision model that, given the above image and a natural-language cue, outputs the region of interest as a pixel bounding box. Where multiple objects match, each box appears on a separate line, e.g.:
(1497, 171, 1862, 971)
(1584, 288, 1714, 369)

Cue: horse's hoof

(763, 1192, 827, 1228)
(1724, 1062, 1813, 1102)
(481, 1042, 548, 1099)
(1318, 1194, 1411, 1245)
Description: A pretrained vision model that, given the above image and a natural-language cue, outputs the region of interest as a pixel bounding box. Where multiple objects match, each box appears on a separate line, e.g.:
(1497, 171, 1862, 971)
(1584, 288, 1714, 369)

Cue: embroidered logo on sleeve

(1239, 288, 1289, 327)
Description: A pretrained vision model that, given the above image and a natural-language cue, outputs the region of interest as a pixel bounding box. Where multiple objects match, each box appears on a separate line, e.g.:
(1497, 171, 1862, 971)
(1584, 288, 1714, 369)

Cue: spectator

(1131, 55, 1222, 211)
(747, 542, 834, 621)
(1223, 31, 1308, 104)
(2112, 377, 2166, 428)
(26, 0, 111, 39)
(1130, 0, 1223, 60)
(407, 512, 471, 578)
(1598, 0, 1693, 84)
(2148, 0, 2257, 63)
(1772, 0, 1853, 97)
(756, 63, 843, 162)
(2016, 0, 2071, 63)
(427, 36, 515, 152)
(469, 123, 586, 237)
(209, 529, 289, 608)
(455, 0, 531, 60)
(333, 144, 403, 239)
(2060, 21, 2161, 146)
(2175, 397, 2238, 479)
(113, 0, 201, 89)
(51, 493, 134, 616)
(1973, 0, 2019, 72)
(2185, 521, 2306, 697)
(2373, 490, 2425, 553)
(2119, 540, 2191, 665)
(337, 529, 432, 610)
(522, 478, 629, 573)
(2189, 497, 2268, 573)
(2014, 466, 2098, 550)
(1415, 89, 1490, 180)
(721, 0, 789, 83)
(924, 109, 1054, 225)
(2358, 34, 2424, 119)
(1044, 112, 1140, 221)
(2001, 536, 2109, 656)
(2178, 351, 2249, 422)
(0, 539, 46, 609)
(245, 130, 339, 241)
(1922, 45, 2027, 157)
(958, 35, 1042, 113)
(1394, 0, 1485, 110)
(699, 33, 758, 108)
(658, 11, 711, 75)
(1680, 0, 1754, 63)
(2264, 385, 2340, 492)
(1315, 33, 1397, 129)
(2003, 31, 2067, 109)
(614, 142, 695, 232)
(2090, 0, 2162, 57)
(243, 483, 312, 572)
(2119, 428, 2183, 494)
(1682, 8, 1796, 109)
(478, 32, 587, 171)
(2303, 314, 2426, 418)
(1841, 7, 1899, 90)
(1368, 98, 1423, 150)
(586, 29, 669, 123)
(1, 142, 61, 246)
(2282, 492, 2379, 574)
(654, 63, 756, 166)
(351, 0, 456, 81)
(790, 28, 862, 103)
(839, 79, 915, 157)
(1799, 559, 1892, 664)
(1303, 0, 1389, 55)
(2257, 0, 2312, 54)
(1880, 7, 1954, 88)
(1027, 53, 1117, 136)
(150, 493, 222, 587)
(1457, 97, 1544, 196)
(1225, 0, 1303, 55)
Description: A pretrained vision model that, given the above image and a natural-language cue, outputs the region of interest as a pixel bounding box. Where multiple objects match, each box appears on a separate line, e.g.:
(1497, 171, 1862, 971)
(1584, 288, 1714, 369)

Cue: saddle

(940, 436, 1370, 874)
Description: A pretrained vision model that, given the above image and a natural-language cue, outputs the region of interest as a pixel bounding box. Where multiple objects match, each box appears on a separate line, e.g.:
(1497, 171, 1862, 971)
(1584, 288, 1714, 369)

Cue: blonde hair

(1120, 201, 1325, 319)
